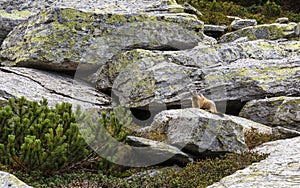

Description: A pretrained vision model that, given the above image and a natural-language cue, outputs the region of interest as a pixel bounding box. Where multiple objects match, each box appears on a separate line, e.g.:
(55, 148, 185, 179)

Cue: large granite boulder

(138, 108, 252, 157)
(0, 67, 110, 110)
(0, 4, 206, 72)
(0, 0, 203, 46)
(220, 22, 300, 43)
(96, 39, 300, 111)
(208, 136, 300, 188)
(0, 171, 32, 188)
(240, 96, 300, 131)
(0, 0, 184, 14)
(204, 57, 300, 102)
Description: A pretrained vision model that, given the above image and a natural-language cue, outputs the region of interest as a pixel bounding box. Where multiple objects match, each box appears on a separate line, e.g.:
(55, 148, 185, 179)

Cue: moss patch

(0, 10, 34, 19)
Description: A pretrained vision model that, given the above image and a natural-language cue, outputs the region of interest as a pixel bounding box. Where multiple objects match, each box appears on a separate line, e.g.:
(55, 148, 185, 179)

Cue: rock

(226, 16, 241, 20)
(230, 18, 257, 30)
(103, 49, 205, 109)
(208, 136, 300, 188)
(0, 67, 110, 111)
(96, 40, 300, 111)
(0, 0, 181, 14)
(126, 136, 193, 166)
(0, 0, 203, 46)
(271, 126, 300, 139)
(204, 57, 300, 102)
(220, 22, 300, 43)
(138, 108, 249, 157)
(276, 17, 289, 24)
(0, 170, 32, 188)
(181, 2, 203, 17)
(0, 10, 35, 46)
(204, 24, 227, 38)
(0, 7, 205, 72)
(240, 96, 300, 131)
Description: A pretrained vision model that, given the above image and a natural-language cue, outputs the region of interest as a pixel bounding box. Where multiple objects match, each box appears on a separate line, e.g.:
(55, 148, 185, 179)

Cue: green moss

(106, 14, 128, 25)
(0, 10, 34, 19)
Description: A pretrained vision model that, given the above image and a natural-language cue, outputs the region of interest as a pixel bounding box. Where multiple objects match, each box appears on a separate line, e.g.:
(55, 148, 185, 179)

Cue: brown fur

(191, 94, 222, 115)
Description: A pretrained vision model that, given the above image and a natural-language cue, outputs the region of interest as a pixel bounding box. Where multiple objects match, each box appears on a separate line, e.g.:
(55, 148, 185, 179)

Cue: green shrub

(0, 97, 89, 175)
(176, 0, 298, 25)
(244, 127, 279, 149)
(263, 0, 282, 18)
(76, 107, 132, 176)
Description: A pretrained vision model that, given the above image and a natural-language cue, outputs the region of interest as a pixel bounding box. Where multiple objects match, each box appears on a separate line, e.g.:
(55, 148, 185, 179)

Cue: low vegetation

(0, 97, 279, 187)
(177, 0, 300, 25)
(244, 127, 280, 149)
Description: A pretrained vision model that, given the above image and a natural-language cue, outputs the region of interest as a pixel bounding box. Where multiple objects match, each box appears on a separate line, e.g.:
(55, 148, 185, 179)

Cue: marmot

(191, 94, 222, 116)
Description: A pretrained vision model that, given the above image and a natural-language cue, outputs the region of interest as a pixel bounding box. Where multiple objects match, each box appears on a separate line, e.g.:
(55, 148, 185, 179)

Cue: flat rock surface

(0, 67, 110, 110)
(0, 171, 32, 188)
(240, 96, 300, 131)
(208, 136, 300, 188)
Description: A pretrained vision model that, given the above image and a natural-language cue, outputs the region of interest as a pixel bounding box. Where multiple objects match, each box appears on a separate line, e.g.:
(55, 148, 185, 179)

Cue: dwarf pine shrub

(0, 97, 89, 174)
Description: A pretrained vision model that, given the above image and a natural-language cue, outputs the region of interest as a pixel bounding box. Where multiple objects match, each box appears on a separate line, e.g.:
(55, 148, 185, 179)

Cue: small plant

(244, 127, 275, 149)
(78, 108, 132, 176)
(0, 97, 89, 175)
(263, 0, 282, 17)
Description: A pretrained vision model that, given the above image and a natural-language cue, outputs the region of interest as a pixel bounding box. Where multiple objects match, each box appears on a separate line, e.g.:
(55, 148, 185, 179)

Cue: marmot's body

(191, 94, 218, 113)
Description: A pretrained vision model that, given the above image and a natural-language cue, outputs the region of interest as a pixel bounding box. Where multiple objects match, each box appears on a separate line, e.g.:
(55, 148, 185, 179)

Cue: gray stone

(272, 126, 300, 139)
(126, 136, 193, 166)
(240, 96, 300, 131)
(0, 0, 203, 46)
(0, 7, 205, 72)
(0, 67, 110, 111)
(203, 57, 300, 102)
(138, 108, 249, 156)
(204, 24, 227, 38)
(0, 0, 185, 15)
(0, 171, 32, 188)
(0, 10, 35, 45)
(230, 18, 257, 30)
(276, 17, 289, 24)
(220, 22, 300, 43)
(208, 136, 300, 188)
(96, 40, 300, 110)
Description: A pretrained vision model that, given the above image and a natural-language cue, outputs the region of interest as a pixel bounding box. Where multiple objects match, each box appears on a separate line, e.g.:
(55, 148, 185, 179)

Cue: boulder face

(0, 10, 35, 45)
(208, 136, 300, 188)
(0, 0, 179, 14)
(97, 39, 300, 111)
(205, 57, 300, 102)
(103, 49, 205, 109)
(220, 22, 300, 43)
(0, 6, 205, 72)
(126, 136, 193, 166)
(138, 108, 248, 156)
(0, 67, 110, 110)
(0, 0, 203, 46)
(240, 96, 300, 131)
(230, 18, 257, 30)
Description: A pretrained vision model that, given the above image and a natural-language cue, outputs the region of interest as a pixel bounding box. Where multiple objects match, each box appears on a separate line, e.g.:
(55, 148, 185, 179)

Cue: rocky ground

(0, 0, 299, 187)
